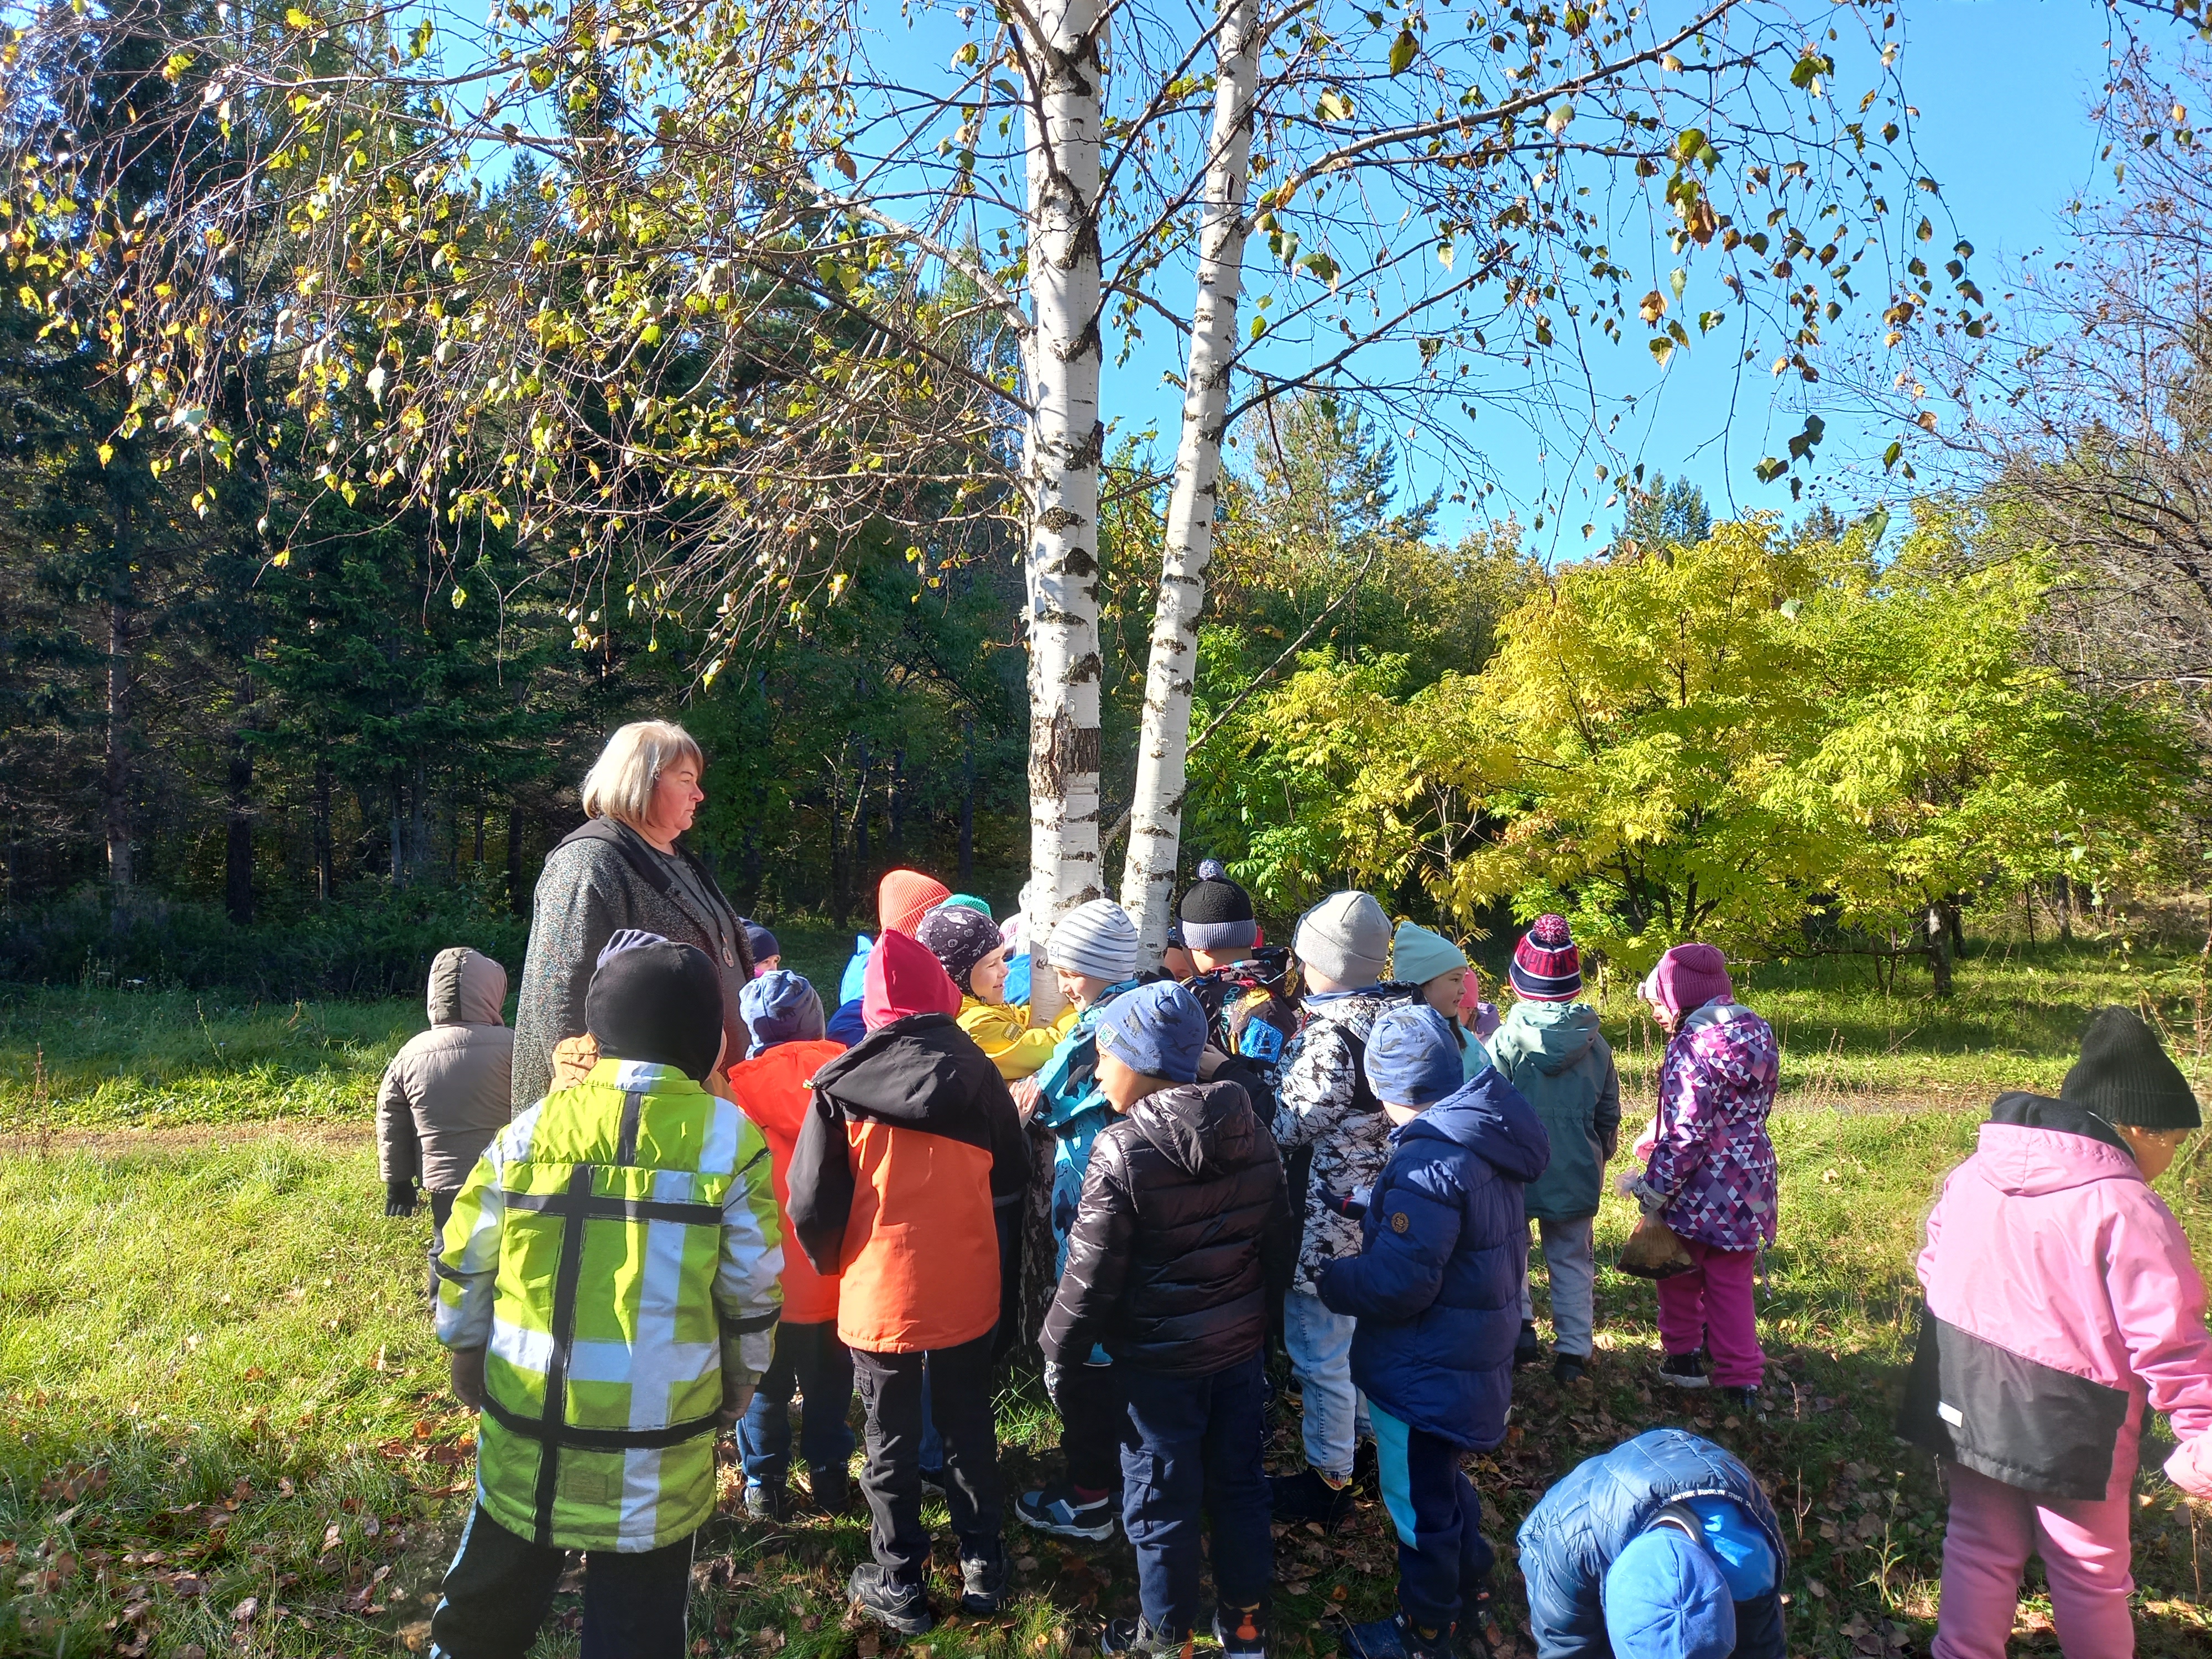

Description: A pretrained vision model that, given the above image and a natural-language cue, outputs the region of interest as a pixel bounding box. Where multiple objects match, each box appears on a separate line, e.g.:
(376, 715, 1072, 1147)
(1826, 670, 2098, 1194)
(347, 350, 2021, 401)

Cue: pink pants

(1932, 1422, 2140, 1659)
(1652, 1237, 1762, 1387)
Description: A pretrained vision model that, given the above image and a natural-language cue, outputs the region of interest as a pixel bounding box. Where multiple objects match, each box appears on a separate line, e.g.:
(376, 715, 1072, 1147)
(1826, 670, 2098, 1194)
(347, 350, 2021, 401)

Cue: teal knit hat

(1391, 921, 1468, 987)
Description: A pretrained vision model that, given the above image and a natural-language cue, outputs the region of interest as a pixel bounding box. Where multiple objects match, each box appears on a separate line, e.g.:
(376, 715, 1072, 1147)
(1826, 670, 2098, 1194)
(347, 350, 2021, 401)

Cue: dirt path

(0, 1119, 375, 1155)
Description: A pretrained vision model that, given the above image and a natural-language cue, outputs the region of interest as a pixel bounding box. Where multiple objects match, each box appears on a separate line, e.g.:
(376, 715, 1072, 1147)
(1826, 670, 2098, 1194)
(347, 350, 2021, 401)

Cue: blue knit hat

(1363, 1004, 1463, 1109)
(1095, 980, 1209, 1084)
(738, 969, 826, 1058)
(1603, 1528, 1736, 1659)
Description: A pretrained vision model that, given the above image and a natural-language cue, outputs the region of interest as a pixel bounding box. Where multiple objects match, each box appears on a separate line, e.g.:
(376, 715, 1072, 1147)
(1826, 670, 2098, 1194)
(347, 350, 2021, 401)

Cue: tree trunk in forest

(1119, 0, 1262, 961)
(101, 503, 135, 917)
(225, 672, 255, 925)
(890, 747, 906, 856)
(959, 718, 977, 889)
(505, 797, 525, 915)
(1020, 0, 1106, 1023)
(853, 737, 873, 897)
(315, 761, 335, 904)
(1924, 902, 1955, 998)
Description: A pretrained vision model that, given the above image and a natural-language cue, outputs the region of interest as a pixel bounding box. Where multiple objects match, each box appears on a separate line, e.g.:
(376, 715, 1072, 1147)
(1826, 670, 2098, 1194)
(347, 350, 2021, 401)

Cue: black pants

(428, 1504, 693, 1659)
(851, 1331, 1003, 1584)
(1058, 1358, 1129, 1494)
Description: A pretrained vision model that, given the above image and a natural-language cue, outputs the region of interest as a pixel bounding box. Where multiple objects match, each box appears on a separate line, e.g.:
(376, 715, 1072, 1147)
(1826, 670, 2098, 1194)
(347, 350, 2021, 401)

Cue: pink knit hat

(1642, 942, 1733, 1019)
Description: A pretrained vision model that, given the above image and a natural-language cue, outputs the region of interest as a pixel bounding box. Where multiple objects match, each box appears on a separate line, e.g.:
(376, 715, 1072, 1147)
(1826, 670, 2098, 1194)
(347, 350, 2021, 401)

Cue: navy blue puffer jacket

(1316, 1066, 1548, 1449)
(1516, 1430, 1787, 1659)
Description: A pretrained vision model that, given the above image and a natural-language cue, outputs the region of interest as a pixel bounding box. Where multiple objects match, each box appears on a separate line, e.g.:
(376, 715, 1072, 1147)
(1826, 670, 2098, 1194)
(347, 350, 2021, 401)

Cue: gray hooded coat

(1486, 1000, 1620, 1222)
(376, 948, 514, 1194)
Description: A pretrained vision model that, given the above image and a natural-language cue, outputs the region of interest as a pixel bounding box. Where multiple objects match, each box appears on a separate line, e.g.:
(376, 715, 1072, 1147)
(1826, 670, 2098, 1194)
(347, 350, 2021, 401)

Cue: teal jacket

(1486, 1001, 1620, 1222)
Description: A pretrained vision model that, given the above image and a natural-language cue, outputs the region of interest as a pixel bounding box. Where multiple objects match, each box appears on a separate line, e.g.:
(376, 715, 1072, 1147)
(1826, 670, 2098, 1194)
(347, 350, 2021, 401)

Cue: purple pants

(1653, 1237, 1763, 1388)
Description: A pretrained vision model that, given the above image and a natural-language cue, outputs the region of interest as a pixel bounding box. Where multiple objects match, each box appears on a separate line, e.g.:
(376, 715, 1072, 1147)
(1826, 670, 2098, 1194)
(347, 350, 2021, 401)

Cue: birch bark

(1118, 0, 1263, 961)
(1020, 0, 1106, 1021)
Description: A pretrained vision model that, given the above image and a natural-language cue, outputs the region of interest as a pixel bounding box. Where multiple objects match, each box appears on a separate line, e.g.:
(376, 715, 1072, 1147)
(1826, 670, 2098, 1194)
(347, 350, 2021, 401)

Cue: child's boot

(1213, 1601, 1269, 1658)
(1512, 1321, 1542, 1369)
(742, 1480, 789, 1522)
(1102, 1617, 1194, 1657)
(1343, 1611, 1451, 1659)
(1268, 1466, 1356, 1531)
(847, 1564, 933, 1635)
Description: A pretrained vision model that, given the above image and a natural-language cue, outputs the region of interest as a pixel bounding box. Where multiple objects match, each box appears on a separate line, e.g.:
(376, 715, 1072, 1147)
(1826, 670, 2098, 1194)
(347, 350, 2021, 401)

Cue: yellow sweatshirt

(958, 997, 1077, 1080)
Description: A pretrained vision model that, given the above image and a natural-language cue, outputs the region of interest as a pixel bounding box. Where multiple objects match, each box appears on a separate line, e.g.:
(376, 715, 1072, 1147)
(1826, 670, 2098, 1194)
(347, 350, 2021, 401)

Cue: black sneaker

(742, 1481, 789, 1522)
(1214, 1601, 1269, 1658)
(1718, 1384, 1764, 1418)
(1016, 1479, 1117, 1541)
(1551, 1353, 1588, 1386)
(1351, 1437, 1379, 1493)
(806, 1463, 855, 1515)
(1511, 1321, 1542, 1370)
(1458, 1577, 1496, 1657)
(847, 1563, 933, 1635)
(1102, 1617, 1191, 1656)
(959, 1547, 1009, 1616)
(1342, 1611, 1449, 1659)
(1269, 1466, 1357, 1532)
(918, 1465, 947, 1496)
(1658, 1349, 1710, 1390)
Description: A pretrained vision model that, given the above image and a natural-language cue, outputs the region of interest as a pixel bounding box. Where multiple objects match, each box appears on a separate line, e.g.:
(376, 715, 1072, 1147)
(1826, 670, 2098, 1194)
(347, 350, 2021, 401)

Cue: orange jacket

(786, 1014, 1028, 1354)
(726, 1039, 849, 1326)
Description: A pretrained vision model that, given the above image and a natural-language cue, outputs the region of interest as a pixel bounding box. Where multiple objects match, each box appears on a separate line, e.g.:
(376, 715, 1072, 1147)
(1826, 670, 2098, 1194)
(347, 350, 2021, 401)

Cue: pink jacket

(1915, 1103, 2212, 1496)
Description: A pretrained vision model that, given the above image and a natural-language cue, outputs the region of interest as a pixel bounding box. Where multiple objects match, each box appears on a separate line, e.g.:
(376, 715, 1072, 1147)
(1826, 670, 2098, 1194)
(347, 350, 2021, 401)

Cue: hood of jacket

(727, 1039, 848, 1142)
(811, 1012, 1000, 1123)
(1503, 1000, 1601, 1074)
(1397, 1066, 1551, 1184)
(1975, 1091, 2142, 1197)
(429, 947, 507, 1027)
(1126, 1079, 1259, 1178)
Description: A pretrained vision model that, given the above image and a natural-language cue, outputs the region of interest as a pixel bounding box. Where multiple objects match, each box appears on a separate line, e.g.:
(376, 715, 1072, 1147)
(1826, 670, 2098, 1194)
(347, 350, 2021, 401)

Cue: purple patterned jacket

(1632, 1001, 1780, 1250)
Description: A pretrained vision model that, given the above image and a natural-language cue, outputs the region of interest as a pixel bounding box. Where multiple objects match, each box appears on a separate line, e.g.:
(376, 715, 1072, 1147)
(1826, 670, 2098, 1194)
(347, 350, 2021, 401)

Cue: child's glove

(2166, 1436, 2212, 1501)
(1314, 1186, 1367, 1221)
(385, 1178, 418, 1218)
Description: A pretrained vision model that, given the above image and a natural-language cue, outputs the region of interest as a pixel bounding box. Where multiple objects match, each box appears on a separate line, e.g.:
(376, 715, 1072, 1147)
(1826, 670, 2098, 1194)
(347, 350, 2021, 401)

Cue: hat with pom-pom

(1178, 857, 1258, 952)
(1510, 914, 1583, 1001)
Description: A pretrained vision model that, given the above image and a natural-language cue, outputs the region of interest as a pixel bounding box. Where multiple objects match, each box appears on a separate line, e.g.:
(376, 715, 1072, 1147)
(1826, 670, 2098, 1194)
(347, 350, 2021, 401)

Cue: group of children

(378, 857, 2212, 1659)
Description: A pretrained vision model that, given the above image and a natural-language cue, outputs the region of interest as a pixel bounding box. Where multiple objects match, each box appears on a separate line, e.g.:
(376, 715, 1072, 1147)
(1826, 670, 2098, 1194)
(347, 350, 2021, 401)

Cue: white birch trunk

(1020, 0, 1107, 1021)
(1118, 0, 1263, 962)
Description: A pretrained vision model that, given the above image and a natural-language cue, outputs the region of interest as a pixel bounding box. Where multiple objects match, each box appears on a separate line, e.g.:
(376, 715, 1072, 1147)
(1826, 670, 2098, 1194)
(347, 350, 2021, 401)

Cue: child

(376, 946, 514, 1297)
(919, 900, 1070, 1081)
(787, 931, 1028, 1636)
(744, 921, 781, 977)
(826, 869, 956, 1045)
(1016, 896, 1148, 1542)
(1042, 981, 1291, 1658)
(1900, 1006, 2212, 1659)
(1271, 889, 1400, 1528)
(1486, 916, 1620, 1384)
(1517, 1428, 1786, 1659)
(1181, 859, 1301, 1115)
(431, 935, 783, 1659)
(1318, 1004, 1548, 1659)
(726, 971, 855, 1521)
(1390, 921, 1488, 1078)
(1625, 943, 1777, 1411)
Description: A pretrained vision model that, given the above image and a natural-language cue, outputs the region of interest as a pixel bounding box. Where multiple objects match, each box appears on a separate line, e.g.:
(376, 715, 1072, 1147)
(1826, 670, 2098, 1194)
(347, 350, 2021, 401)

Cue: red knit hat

(878, 869, 952, 938)
(1645, 942, 1733, 1019)
(1510, 914, 1583, 1001)
(863, 928, 963, 1029)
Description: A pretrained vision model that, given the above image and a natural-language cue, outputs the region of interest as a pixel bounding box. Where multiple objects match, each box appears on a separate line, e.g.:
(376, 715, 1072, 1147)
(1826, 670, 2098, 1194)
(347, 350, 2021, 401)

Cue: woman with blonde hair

(510, 721, 754, 1108)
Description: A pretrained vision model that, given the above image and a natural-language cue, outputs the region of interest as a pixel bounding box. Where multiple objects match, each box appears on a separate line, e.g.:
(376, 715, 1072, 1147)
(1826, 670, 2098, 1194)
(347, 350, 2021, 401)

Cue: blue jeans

(1371, 1404, 1493, 1633)
(1283, 1290, 1369, 1481)
(1120, 1353, 1273, 1639)
(738, 1320, 856, 1488)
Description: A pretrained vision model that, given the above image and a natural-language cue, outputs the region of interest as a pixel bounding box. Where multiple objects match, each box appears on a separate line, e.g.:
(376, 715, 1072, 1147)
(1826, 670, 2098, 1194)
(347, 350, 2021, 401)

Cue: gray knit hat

(1295, 891, 1392, 988)
(1047, 898, 1140, 983)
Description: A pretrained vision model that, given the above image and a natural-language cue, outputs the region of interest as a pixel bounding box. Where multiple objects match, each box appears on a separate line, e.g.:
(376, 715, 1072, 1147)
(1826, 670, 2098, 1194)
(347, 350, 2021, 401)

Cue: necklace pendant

(723, 944, 736, 967)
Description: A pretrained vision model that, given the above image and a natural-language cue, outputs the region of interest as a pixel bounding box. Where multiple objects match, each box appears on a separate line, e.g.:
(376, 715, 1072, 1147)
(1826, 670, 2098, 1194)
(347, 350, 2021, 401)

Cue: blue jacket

(1316, 1066, 1548, 1448)
(1516, 1430, 1788, 1659)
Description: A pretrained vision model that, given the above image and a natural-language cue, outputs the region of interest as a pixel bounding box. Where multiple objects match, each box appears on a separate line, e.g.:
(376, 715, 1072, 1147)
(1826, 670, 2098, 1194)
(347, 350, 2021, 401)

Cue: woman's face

(645, 758, 705, 841)
(1421, 968, 1468, 1018)
(969, 945, 1011, 1005)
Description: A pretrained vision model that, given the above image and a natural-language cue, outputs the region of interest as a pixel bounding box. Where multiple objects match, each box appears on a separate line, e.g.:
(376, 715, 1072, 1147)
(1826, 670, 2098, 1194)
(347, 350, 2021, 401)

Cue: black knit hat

(1178, 858, 1258, 952)
(587, 938, 727, 1083)
(2059, 1006, 2201, 1131)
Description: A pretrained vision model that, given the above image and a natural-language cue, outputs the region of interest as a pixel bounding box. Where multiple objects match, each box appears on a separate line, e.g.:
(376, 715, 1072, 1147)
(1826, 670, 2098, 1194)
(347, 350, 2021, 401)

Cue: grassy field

(3, 931, 2211, 1658)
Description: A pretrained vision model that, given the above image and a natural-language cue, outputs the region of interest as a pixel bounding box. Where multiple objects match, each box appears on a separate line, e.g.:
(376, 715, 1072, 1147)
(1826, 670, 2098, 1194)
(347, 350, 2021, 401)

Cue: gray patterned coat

(1271, 987, 1404, 1296)
(510, 825, 754, 1109)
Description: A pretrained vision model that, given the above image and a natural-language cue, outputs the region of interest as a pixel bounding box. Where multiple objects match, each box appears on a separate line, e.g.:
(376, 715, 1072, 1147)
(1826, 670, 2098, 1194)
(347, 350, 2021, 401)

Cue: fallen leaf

(1806, 1578, 1828, 1599)
(231, 1597, 259, 1623)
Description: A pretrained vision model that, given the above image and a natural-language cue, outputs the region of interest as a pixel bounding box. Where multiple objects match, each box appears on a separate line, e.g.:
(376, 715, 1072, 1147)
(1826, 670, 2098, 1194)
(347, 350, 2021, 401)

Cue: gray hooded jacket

(1486, 1000, 1620, 1222)
(376, 948, 514, 1193)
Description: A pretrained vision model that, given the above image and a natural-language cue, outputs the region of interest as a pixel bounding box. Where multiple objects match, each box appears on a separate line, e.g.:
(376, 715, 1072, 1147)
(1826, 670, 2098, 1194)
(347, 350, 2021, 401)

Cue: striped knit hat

(1510, 914, 1583, 1001)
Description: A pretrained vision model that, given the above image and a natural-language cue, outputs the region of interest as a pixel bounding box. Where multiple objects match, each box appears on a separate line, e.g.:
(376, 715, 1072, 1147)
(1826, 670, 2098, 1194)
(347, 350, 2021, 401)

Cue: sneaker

(1214, 1602, 1269, 1658)
(1268, 1466, 1356, 1532)
(1350, 1437, 1379, 1493)
(959, 1547, 1009, 1616)
(1102, 1617, 1194, 1656)
(806, 1463, 854, 1514)
(918, 1465, 947, 1496)
(1658, 1349, 1710, 1390)
(1458, 1577, 1496, 1657)
(847, 1563, 933, 1636)
(1342, 1611, 1450, 1659)
(1718, 1384, 1764, 1418)
(1551, 1354, 1588, 1386)
(1511, 1321, 1542, 1370)
(742, 1481, 789, 1522)
(1016, 1480, 1117, 1541)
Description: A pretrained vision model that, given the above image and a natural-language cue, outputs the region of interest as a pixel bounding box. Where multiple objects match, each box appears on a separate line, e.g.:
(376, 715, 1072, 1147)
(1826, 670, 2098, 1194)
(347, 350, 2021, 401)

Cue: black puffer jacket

(1041, 1079, 1293, 1376)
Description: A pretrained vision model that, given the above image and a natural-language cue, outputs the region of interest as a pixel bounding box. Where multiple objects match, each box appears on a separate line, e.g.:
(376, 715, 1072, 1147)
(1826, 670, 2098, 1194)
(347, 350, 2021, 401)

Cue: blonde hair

(580, 721, 704, 827)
